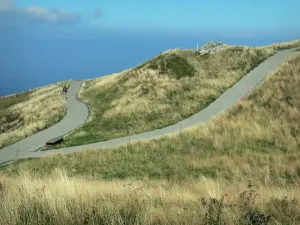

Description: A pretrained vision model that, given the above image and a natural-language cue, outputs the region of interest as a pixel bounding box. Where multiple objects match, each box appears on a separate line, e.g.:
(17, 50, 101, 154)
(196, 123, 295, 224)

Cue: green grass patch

(148, 54, 196, 79)
(2, 132, 298, 186)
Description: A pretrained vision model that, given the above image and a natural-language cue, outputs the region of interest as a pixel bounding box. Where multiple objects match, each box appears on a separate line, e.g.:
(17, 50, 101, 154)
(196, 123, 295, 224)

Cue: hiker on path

(62, 85, 68, 99)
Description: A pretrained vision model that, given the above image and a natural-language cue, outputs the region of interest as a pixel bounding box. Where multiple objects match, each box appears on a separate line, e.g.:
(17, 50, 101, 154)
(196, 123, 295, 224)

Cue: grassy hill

(54, 44, 281, 148)
(0, 81, 70, 148)
(0, 47, 299, 224)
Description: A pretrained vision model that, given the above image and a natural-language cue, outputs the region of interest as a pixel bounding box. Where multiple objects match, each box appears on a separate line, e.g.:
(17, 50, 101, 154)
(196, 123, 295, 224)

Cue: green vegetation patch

(2, 131, 298, 185)
(145, 53, 196, 79)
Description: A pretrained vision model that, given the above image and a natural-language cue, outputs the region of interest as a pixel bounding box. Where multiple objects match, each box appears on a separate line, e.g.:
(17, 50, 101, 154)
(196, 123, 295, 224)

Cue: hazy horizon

(1, 0, 299, 96)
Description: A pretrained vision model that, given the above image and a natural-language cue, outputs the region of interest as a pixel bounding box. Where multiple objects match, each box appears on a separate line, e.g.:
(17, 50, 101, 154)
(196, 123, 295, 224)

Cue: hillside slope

(0, 81, 69, 148)
(58, 44, 278, 147)
(1, 49, 300, 225)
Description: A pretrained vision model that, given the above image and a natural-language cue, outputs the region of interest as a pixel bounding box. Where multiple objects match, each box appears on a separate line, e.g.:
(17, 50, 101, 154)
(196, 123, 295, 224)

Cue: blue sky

(2, 0, 300, 38)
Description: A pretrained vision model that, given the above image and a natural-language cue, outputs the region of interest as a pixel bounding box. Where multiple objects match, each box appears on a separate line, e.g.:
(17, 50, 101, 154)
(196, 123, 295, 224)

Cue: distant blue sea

(0, 35, 286, 96)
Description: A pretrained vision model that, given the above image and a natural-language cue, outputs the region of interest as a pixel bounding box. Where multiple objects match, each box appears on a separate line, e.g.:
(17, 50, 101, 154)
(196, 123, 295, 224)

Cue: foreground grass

(0, 81, 70, 148)
(57, 44, 279, 147)
(0, 171, 299, 225)
(0, 48, 299, 224)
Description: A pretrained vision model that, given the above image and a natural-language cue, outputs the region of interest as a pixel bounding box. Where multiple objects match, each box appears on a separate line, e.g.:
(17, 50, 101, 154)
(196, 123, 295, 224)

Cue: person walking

(62, 85, 68, 99)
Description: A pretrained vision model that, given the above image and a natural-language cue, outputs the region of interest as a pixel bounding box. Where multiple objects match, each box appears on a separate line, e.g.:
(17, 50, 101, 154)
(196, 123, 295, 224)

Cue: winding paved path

(0, 81, 90, 165)
(0, 48, 298, 165)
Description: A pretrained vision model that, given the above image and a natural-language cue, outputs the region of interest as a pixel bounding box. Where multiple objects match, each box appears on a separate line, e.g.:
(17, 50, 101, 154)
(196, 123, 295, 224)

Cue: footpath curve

(0, 81, 90, 165)
(0, 48, 298, 165)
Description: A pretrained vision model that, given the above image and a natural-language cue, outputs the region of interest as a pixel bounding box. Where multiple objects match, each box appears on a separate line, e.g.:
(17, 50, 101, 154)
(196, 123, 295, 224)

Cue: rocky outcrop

(198, 42, 225, 54)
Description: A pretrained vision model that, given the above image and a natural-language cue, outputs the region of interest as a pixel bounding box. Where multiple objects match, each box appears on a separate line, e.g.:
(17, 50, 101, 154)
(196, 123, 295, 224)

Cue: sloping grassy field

(0, 48, 299, 224)
(0, 81, 70, 148)
(56, 44, 279, 148)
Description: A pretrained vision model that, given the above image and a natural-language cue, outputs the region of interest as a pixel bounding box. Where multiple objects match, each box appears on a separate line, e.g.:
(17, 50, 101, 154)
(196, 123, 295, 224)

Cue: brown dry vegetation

(0, 81, 69, 148)
(258, 39, 300, 50)
(0, 170, 299, 225)
(0, 49, 299, 224)
(58, 44, 278, 147)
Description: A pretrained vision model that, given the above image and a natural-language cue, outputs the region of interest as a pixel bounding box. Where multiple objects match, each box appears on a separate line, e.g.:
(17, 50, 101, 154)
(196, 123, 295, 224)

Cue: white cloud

(24, 6, 80, 23)
(0, 0, 80, 23)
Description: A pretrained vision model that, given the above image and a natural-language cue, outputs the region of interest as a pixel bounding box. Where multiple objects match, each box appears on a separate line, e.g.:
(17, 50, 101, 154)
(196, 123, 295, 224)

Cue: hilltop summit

(199, 41, 225, 54)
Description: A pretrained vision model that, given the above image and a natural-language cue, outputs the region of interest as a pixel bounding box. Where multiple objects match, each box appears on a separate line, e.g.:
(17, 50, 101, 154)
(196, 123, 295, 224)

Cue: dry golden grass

(259, 39, 300, 50)
(0, 81, 70, 148)
(0, 169, 299, 225)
